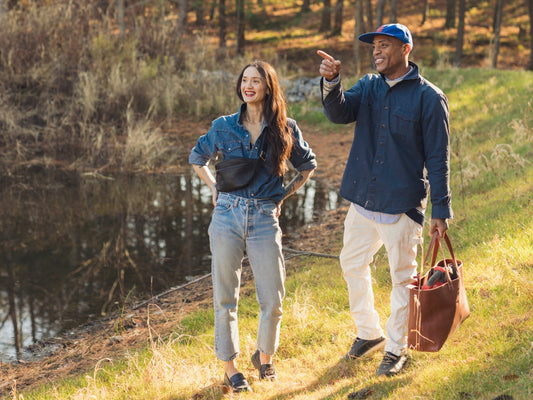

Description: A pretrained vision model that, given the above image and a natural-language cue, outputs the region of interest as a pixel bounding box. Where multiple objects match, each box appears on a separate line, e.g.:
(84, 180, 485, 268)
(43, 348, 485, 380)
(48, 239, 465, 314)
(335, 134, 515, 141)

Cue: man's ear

(404, 44, 412, 56)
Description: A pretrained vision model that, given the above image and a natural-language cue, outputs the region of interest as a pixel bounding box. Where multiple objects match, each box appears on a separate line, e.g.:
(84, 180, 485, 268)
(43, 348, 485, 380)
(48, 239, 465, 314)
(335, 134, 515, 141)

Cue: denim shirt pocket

(219, 140, 245, 159)
(390, 108, 419, 142)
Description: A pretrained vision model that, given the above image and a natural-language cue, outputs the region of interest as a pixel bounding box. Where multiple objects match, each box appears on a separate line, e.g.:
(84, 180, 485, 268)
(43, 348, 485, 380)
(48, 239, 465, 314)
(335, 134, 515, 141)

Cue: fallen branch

(282, 247, 339, 259)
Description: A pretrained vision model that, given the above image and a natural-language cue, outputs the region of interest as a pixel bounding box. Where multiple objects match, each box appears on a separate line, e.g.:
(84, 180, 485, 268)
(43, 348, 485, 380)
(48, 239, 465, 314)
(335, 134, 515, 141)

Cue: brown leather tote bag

(407, 233, 470, 352)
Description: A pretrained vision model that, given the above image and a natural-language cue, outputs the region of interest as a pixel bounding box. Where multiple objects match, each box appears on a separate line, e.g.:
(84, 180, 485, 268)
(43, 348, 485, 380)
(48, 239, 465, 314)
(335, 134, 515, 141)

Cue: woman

(189, 61, 316, 392)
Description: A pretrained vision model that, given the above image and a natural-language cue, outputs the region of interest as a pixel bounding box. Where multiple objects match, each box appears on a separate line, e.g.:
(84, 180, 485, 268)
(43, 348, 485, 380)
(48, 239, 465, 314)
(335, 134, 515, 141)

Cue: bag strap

(257, 136, 268, 161)
(416, 233, 438, 289)
(428, 232, 460, 286)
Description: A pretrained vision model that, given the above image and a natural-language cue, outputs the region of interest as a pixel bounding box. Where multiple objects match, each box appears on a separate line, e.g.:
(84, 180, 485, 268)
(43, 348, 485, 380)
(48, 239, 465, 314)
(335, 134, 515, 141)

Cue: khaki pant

(340, 203, 423, 355)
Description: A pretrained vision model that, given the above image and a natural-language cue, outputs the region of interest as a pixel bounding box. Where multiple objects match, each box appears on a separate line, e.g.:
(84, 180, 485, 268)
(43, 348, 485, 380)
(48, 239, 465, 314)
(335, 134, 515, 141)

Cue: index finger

(317, 50, 335, 62)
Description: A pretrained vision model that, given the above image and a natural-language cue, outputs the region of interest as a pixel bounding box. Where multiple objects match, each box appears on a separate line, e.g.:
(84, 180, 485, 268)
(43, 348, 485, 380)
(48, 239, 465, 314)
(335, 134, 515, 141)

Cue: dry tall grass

(0, 1, 248, 174)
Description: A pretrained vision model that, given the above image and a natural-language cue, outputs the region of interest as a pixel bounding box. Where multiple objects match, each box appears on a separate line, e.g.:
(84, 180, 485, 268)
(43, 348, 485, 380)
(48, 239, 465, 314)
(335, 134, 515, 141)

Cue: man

(317, 23, 453, 377)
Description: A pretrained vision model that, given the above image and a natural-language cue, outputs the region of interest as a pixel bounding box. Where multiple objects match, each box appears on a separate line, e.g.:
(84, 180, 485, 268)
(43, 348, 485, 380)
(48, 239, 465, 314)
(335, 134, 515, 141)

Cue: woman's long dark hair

(236, 61, 293, 177)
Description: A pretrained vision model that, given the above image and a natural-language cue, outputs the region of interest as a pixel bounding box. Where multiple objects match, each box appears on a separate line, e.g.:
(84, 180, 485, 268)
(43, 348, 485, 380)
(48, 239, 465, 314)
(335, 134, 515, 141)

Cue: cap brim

(358, 32, 379, 44)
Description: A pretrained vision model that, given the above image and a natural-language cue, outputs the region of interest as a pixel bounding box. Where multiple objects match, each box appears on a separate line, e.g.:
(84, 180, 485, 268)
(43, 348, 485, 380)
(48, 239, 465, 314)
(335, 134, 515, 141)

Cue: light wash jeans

(340, 203, 423, 356)
(208, 192, 285, 362)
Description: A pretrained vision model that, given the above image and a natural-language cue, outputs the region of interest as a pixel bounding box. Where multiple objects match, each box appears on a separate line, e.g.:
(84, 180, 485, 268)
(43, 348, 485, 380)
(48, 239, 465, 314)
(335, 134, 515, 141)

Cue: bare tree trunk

(193, 0, 205, 25)
(445, 0, 456, 29)
(354, 0, 364, 74)
(301, 0, 311, 13)
(332, 0, 344, 36)
(492, 0, 503, 68)
(365, 0, 373, 29)
(528, 0, 533, 70)
(421, 0, 429, 26)
(209, 0, 216, 20)
(218, 0, 226, 48)
(236, 0, 245, 55)
(376, 0, 386, 27)
(176, 0, 189, 46)
(320, 0, 332, 32)
(117, 0, 125, 36)
(455, 0, 466, 67)
(389, 0, 397, 22)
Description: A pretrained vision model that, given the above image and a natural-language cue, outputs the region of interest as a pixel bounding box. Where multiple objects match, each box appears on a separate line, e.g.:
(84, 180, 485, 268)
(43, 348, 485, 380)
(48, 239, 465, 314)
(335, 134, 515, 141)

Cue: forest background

(0, 0, 532, 174)
(0, 0, 532, 399)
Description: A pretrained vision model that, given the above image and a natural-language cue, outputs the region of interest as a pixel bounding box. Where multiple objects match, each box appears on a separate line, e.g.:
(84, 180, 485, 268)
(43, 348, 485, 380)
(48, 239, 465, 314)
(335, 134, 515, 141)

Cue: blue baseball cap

(359, 23, 413, 48)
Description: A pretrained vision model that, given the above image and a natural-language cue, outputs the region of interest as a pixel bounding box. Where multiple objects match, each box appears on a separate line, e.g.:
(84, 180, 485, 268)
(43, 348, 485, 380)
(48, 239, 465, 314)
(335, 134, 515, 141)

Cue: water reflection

(0, 169, 341, 362)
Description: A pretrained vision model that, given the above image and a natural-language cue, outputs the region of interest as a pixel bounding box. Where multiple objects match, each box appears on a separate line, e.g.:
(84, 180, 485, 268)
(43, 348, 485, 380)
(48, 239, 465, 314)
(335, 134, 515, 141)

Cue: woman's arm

(192, 164, 218, 206)
(276, 168, 315, 217)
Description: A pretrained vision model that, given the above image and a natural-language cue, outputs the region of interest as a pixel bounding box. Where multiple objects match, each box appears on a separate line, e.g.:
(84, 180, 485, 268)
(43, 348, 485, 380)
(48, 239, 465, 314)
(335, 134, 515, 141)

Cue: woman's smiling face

(240, 66, 268, 105)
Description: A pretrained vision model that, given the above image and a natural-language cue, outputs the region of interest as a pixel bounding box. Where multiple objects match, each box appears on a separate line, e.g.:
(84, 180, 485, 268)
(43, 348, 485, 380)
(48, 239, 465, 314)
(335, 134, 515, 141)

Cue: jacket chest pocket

(390, 109, 419, 141)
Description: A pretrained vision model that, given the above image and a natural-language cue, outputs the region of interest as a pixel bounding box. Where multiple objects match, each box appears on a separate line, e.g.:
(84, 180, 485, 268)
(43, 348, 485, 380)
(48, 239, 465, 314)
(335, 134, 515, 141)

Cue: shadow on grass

(264, 355, 413, 400)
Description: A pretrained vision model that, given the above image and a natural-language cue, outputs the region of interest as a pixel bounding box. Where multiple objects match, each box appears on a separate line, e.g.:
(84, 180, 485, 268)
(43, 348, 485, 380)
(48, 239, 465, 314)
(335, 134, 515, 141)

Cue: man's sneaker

(376, 352, 408, 377)
(346, 336, 386, 359)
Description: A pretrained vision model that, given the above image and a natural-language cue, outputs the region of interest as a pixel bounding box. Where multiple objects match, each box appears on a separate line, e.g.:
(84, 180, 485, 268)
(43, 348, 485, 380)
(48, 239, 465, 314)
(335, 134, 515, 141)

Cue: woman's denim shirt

(321, 61, 453, 219)
(189, 104, 317, 203)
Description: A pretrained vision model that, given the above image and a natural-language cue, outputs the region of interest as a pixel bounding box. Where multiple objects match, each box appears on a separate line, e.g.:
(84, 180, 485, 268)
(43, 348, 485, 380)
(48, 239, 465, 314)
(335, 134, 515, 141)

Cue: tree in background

(365, 0, 373, 30)
(236, 0, 245, 55)
(177, 0, 189, 47)
(421, 0, 429, 26)
(354, 0, 364, 74)
(455, 0, 466, 67)
(528, 0, 533, 70)
(192, 0, 205, 26)
(218, 0, 226, 48)
(389, 0, 397, 22)
(320, 0, 332, 32)
(492, 0, 503, 68)
(445, 0, 456, 28)
(376, 0, 386, 27)
(332, 0, 344, 36)
(117, 0, 125, 36)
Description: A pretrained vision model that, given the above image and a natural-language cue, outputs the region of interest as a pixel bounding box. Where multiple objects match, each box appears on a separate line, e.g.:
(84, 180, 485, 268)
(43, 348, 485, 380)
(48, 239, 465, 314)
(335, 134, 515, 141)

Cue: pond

(0, 169, 342, 362)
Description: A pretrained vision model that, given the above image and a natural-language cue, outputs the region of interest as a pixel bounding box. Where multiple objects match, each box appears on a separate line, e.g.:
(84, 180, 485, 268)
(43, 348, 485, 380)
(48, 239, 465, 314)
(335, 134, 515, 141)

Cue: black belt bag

(215, 144, 267, 192)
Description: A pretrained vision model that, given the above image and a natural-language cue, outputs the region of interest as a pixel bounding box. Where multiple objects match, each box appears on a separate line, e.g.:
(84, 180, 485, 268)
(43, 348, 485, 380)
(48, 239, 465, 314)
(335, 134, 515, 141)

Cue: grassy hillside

(9, 67, 532, 400)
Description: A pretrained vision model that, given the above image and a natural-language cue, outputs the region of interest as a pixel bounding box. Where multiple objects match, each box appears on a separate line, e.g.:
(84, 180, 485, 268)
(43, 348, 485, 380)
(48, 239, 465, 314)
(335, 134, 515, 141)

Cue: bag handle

(419, 232, 459, 287)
